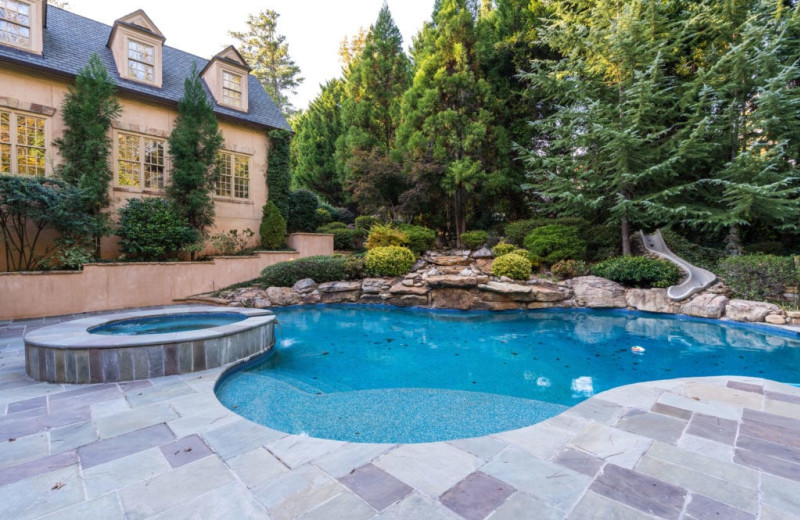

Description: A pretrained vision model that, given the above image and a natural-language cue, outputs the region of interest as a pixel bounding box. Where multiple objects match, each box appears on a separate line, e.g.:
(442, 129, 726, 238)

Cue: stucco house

(0, 1, 290, 265)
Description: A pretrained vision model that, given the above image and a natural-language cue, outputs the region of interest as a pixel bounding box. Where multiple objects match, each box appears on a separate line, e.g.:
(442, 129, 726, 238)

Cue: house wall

(0, 64, 271, 270)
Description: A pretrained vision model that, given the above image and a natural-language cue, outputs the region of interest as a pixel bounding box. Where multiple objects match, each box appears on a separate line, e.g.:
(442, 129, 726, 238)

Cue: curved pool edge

(23, 305, 276, 384)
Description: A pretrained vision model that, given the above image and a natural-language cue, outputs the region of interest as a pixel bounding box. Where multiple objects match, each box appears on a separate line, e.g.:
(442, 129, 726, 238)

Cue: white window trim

(218, 67, 248, 111)
(0, 0, 34, 52)
(0, 108, 47, 176)
(215, 150, 250, 200)
(120, 33, 162, 86)
(114, 130, 168, 191)
(126, 38, 156, 84)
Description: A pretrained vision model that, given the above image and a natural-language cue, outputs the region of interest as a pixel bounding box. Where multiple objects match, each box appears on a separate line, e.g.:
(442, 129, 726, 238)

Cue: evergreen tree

(167, 63, 223, 241)
(55, 53, 121, 217)
(230, 10, 304, 117)
(267, 129, 292, 219)
(291, 79, 348, 206)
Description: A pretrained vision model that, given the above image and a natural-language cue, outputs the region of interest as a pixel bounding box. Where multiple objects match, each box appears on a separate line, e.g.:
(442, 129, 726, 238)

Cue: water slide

(639, 230, 718, 302)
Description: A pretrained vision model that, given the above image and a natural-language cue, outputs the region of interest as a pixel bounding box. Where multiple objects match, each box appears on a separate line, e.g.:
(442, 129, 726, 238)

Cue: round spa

(23, 306, 275, 384)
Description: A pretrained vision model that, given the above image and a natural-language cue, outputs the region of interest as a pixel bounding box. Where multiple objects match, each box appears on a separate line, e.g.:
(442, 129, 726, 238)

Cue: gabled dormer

(107, 9, 164, 87)
(0, 0, 45, 54)
(201, 46, 250, 112)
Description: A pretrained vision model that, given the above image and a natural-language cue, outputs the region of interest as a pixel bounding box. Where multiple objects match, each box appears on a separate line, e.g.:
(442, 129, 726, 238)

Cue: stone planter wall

(210, 251, 795, 327)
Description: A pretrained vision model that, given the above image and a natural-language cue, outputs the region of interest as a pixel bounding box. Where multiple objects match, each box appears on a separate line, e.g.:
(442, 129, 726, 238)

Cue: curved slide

(639, 230, 718, 302)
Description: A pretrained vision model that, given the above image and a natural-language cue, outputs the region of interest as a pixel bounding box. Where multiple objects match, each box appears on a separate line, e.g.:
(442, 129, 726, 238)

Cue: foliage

(55, 53, 121, 221)
(398, 224, 436, 255)
(355, 215, 381, 230)
(267, 130, 292, 219)
(166, 63, 223, 238)
(504, 218, 587, 247)
(660, 229, 724, 272)
(492, 242, 517, 257)
(592, 256, 682, 289)
(524, 225, 586, 265)
(745, 242, 787, 256)
(491, 253, 532, 280)
(286, 189, 319, 233)
(0, 176, 96, 272)
(365, 246, 416, 276)
(315, 208, 332, 227)
(343, 254, 367, 279)
(584, 225, 621, 262)
(230, 10, 304, 116)
(260, 201, 287, 250)
(718, 255, 797, 301)
(116, 198, 198, 262)
(43, 237, 94, 271)
(366, 223, 409, 249)
(259, 255, 350, 287)
(461, 231, 488, 250)
(551, 259, 587, 280)
(317, 223, 367, 251)
(210, 229, 255, 256)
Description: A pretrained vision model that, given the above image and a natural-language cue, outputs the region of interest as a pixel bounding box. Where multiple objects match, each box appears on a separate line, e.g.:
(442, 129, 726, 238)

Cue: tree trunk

(621, 217, 631, 256)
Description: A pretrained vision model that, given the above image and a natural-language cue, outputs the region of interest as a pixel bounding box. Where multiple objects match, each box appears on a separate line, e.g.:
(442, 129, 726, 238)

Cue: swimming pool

(89, 312, 247, 335)
(215, 306, 800, 443)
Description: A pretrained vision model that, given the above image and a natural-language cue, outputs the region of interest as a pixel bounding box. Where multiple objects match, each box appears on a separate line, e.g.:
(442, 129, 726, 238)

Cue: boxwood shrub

(117, 198, 198, 261)
(718, 254, 797, 301)
(317, 222, 367, 251)
(355, 215, 381, 230)
(365, 246, 417, 276)
(492, 241, 516, 257)
(491, 253, 532, 280)
(461, 230, 489, 250)
(592, 256, 682, 288)
(505, 217, 587, 246)
(259, 255, 349, 287)
(524, 225, 587, 265)
(399, 224, 436, 255)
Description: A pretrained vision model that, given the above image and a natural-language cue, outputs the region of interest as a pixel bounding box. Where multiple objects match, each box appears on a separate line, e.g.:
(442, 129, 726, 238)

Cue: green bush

(399, 224, 436, 255)
(365, 246, 417, 276)
(461, 230, 489, 250)
(505, 217, 588, 246)
(492, 241, 517, 257)
(317, 223, 368, 251)
(745, 241, 786, 256)
(315, 208, 332, 227)
(260, 201, 286, 250)
(660, 229, 724, 272)
(116, 198, 198, 261)
(584, 224, 621, 261)
(592, 256, 682, 288)
(551, 259, 587, 280)
(287, 189, 319, 233)
(524, 225, 587, 265)
(491, 253, 532, 280)
(367, 224, 409, 249)
(718, 254, 797, 301)
(211, 229, 255, 255)
(355, 215, 381, 230)
(343, 254, 366, 279)
(259, 255, 349, 287)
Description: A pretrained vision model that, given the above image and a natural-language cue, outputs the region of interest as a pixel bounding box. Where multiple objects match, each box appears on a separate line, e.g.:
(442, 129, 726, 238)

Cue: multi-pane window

(0, 0, 30, 49)
(216, 152, 249, 199)
(222, 71, 243, 107)
(127, 39, 155, 83)
(117, 133, 166, 189)
(0, 109, 46, 176)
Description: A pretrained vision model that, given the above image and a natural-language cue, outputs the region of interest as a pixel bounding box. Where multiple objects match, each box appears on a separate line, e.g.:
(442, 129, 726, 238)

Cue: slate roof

(0, 6, 291, 132)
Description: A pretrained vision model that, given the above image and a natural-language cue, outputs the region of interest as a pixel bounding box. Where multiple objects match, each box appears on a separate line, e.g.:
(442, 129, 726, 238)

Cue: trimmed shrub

(524, 225, 587, 265)
(491, 253, 532, 280)
(259, 255, 349, 287)
(317, 222, 368, 251)
(492, 241, 517, 257)
(718, 254, 797, 301)
(551, 259, 587, 280)
(344, 254, 367, 279)
(287, 189, 319, 233)
(505, 217, 587, 246)
(461, 230, 489, 250)
(592, 256, 682, 288)
(366, 223, 408, 249)
(399, 224, 436, 255)
(365, 246, 416, 276)
(355, 215, 381, 230)
(314, 208, 332, 227)
(116, 198, 198, 261)
(260, 201, 286, 250)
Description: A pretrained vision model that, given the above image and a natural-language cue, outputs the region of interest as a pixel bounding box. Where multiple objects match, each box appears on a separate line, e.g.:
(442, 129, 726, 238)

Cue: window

(216, 152, 249, 199)
(0, 0, 30, 49)
(0, 109, 45, 176)
(127, 39, 155, 83)
(117, 133, 166, 189)
(222, 71, 243, 107)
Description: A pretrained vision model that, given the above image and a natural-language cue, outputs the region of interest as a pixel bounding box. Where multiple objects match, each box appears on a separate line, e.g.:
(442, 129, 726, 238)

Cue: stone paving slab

(1, 308, 800, 519)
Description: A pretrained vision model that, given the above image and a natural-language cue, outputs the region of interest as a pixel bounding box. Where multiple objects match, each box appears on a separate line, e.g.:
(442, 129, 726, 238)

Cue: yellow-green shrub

(491, 253, 532, 280)
(492, 241, 516, 257)
(366, 223, 409, 249)
(365, 246, 417, 276)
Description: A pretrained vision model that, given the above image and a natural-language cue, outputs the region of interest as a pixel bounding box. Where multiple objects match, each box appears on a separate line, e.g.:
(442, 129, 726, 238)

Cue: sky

(65, 0, 435, 111)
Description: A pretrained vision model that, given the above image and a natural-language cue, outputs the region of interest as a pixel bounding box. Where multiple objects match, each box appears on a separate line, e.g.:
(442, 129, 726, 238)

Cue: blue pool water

(215, 306, 800, 443)
(90, 312, 246, 335)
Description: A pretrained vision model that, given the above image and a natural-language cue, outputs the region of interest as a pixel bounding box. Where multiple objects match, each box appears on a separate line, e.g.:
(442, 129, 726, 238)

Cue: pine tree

(230, 10, 304, 117)
(166, 63, 223, 241)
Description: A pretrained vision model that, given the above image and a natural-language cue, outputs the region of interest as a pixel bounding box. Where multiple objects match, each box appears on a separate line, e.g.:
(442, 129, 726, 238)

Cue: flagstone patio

(1, 306, 800, 519)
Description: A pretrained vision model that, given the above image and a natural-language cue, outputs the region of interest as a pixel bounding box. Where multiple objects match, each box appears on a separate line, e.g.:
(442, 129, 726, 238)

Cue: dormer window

(0, 0, 42, 53)
(201, 46, 251, 112)
(128, 39, 155, 83)
(222, 71, 243, 107)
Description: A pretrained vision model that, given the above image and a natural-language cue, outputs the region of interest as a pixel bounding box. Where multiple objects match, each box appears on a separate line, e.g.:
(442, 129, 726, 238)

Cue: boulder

(362, 278, 392, 294)
(292, 278, 317, 294)
(431, 255, 472, 267)
(626, 289, 675, 314)
(359, 294, 392, 305)
(725, 299, 781, 323)
(411, 259, 428, 272)
(528, 301, 571, 310)
(765, 314, 787, 325)
(389, 283, 431, 296)
(680, 293, 729, 319)
(266, 287, 302, 307)
(427, 275, 489, 288)
(393, 295, 429, 308)
(431, 288, 479, 310)
(318, 281, 362, 293)
(478, 281, 533, 296)
(320, 290, 361, 304)
(475, 259, 493, 274)
(253, 298, 272, 309)
(471, 247, 493, 259)
(529, 284, 571, 303)
(301, 290, 321, 305)
(571, 276, 627, 308)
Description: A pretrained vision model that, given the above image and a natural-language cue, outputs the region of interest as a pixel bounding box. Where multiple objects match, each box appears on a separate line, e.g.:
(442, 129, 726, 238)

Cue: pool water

(90, 312, 247, 335)
(215, 306, 800, 443)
